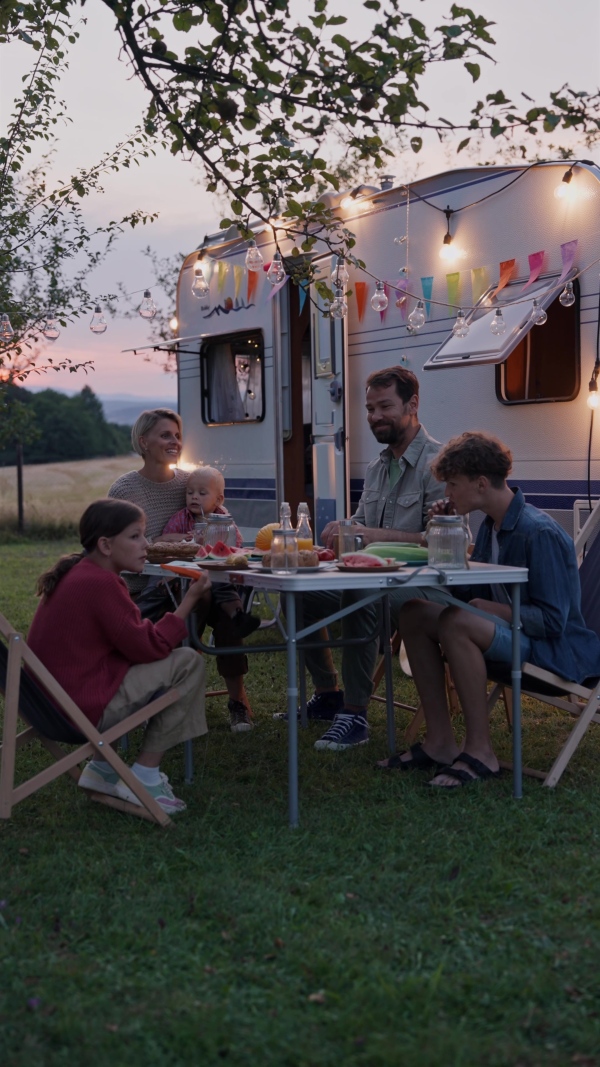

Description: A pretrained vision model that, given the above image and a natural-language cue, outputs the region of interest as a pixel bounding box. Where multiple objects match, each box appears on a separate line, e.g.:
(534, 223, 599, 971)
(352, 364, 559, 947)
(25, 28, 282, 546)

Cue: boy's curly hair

(431, 432, 512, 490)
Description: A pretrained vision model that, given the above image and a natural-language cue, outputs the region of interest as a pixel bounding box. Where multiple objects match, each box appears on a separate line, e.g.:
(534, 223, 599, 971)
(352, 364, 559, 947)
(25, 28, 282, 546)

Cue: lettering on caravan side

(203, 298, 255, 318)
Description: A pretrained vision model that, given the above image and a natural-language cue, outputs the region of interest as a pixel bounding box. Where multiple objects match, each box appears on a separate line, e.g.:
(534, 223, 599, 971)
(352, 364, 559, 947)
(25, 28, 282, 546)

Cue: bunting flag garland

(558, 239, 578, 284)
(490, 259, 516, 300)
(233, 264, 244, 300)
(446, 272, 460, 311)
(471, 266, 490, 305)
(395, 279, 408, 321)
(266, 275, 289, 301)
(298, 280, 309, 314)
(421, 276, 433, 318)
(247, 269, 259, 303)
(355, 281, 368, 323)
(217, 261, 229, 294)
(520, 250, 545, 292)
(380, 282, 391, 324)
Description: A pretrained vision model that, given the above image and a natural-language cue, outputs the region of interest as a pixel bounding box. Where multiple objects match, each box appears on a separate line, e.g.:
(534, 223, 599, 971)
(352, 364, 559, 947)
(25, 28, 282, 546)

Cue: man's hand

(320, 520, 340, 549)
(427, 499, 454, 521)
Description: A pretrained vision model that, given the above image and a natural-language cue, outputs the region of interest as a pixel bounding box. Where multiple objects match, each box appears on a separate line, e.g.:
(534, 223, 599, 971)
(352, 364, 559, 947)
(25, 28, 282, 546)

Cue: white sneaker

(78, 762, 142, 804)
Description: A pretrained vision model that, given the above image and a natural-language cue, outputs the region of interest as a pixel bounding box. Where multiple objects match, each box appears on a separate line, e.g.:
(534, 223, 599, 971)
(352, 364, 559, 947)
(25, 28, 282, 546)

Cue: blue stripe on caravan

(349, 478, 599, 511)
(223, 477, 277, 501)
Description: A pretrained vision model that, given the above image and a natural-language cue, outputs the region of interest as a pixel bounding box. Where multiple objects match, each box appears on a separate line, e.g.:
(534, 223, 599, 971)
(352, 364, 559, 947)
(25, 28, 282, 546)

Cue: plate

(335, 562, 406, 573)
(252, 564, 321, 573)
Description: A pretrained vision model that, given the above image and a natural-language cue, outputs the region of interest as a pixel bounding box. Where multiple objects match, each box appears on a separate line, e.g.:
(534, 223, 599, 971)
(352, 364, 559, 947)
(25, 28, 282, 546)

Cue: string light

(245, 240, 264, 272)
(191, 269, 210, 298)
(138, 289, 157, 319)
(554, 166, 575, 200)
(169, 314, 178, 332)
(371, 281, 388, 312)
(490, 308, 506, 336)
(0, 312, 14, 341)
(266, 252, 285, 285)
(89, 304, 108, 335)
(530, 298, 548, 326)
(42, 310, 60, 341)
(439, 207, 457, 262)
(330, 286, 348, 320)
(559, 281, 576, 307)
(452, 309, 469, 338)
(407, 299, 425, 330)
(332, 256, 349, 287)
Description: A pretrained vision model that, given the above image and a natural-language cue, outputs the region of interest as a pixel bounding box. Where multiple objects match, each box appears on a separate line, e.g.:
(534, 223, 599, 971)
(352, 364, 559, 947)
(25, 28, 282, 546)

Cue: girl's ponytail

(36, 553, 86, 599)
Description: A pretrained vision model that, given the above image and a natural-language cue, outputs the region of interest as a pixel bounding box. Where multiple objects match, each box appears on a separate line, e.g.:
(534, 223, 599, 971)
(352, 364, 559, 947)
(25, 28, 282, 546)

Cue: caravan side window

(496, 282, 580, 404)
(200, 331, 264, 425)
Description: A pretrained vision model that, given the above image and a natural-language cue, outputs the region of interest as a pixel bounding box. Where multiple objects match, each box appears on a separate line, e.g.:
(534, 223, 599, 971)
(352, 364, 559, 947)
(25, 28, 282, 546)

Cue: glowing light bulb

(490, 308, 506, 336)
(0, 312, 14, 341)
(452, 309, 469, 338)
(530, 299, 547, 326)
(267, 252, 285, 285)
(559, 281, 576, 307)
(340, 195, 355, 210)
(191, 268, 210, 298)
(245, 240, 264, 272)
(89, 305, 107, 335)
(42, 310, 60, 341)
(138, 289, 157, 319)
(330, 287, 348, 320)
(332, 256, 349, 287)
(371, 282, 388, 313)
(554, 168, 575, 200)
(407, 299, 425, 330)
(587, 388, 600, 410)
(169, 314, 178, 332)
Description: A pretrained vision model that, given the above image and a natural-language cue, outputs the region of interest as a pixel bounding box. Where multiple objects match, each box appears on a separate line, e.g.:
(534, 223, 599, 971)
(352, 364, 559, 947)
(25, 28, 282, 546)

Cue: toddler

(162, 466, 259, 733)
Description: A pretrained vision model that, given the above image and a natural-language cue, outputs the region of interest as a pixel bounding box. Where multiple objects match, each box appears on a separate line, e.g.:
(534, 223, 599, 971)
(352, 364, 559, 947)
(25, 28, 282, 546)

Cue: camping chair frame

(0, 612, 180, 828)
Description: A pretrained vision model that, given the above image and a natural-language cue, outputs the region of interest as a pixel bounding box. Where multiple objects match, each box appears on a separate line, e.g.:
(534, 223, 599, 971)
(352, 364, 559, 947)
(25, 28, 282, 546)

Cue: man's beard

(371, 422, 400, 446)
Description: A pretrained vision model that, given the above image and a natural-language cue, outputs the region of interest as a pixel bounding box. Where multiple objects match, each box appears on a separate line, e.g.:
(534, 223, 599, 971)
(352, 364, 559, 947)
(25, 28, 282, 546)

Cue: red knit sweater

(28, 558, 187, 726)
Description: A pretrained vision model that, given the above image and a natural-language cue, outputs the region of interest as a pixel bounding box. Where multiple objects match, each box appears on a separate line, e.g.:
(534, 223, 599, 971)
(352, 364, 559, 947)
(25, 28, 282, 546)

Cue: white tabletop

(144, 559, 528, 592)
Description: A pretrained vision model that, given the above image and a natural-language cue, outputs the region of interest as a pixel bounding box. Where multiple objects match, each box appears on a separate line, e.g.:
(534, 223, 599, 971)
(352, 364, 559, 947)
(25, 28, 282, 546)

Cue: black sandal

(376, 742, 442, 773)
(427, 752, 502, 789)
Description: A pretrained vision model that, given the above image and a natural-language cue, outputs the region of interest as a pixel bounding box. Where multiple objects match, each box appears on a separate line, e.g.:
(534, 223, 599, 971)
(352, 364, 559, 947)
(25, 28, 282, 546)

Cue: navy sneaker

(273, 690, 344, 722)
(314, 712, 369, 751)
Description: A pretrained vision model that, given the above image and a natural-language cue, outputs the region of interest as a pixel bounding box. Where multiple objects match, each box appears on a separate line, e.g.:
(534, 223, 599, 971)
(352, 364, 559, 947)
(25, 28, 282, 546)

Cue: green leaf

(464, 62, 480, 82)
(410, 136, 423, 153)
(457, 137, 470, 152)
(220, 218, 233, 228)
(231, 200, 244, 215)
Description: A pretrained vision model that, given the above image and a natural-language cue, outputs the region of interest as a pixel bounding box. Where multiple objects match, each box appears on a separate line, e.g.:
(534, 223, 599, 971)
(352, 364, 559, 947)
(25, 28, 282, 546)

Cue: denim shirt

(352, 425, 445, 533)
(462, 488, 600, 682)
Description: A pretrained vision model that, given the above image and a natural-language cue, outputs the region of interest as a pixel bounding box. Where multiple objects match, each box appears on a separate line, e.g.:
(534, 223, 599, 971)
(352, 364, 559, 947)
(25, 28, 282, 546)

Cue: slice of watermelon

(195, 544, 209, 559)
(209, 540, 237, 559)
(340, 553, 384, 568)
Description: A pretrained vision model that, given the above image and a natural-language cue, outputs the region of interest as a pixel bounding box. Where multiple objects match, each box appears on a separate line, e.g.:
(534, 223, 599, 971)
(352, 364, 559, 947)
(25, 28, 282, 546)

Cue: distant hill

(24, 387, 178, 427)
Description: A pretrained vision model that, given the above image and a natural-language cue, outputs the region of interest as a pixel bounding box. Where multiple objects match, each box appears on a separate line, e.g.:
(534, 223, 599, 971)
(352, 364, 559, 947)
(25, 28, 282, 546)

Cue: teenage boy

(389, 431, 600, 788)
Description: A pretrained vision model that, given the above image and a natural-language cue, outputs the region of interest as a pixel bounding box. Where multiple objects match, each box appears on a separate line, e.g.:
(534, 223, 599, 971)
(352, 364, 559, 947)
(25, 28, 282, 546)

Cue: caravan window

(496, 280, 580, 404)
(200, 331, 264, 425)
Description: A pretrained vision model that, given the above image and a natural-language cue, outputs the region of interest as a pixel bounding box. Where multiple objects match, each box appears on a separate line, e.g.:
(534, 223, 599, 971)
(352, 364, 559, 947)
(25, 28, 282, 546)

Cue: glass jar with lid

(204, 513, 237, 548)
(426, 515, 469, 570)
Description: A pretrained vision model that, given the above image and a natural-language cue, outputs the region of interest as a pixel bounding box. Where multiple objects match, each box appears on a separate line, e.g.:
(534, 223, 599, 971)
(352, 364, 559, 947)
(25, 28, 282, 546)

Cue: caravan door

(310, 275, 349, 540)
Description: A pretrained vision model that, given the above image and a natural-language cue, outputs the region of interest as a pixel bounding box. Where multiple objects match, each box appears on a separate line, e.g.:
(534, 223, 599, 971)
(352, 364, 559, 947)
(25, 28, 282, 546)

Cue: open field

(0, 455, 135, 528)
(1, 541, 600, 1066)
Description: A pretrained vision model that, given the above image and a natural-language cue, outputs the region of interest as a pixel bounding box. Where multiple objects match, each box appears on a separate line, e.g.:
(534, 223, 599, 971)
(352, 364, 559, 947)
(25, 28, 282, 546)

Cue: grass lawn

(1, 540, 600, 1066)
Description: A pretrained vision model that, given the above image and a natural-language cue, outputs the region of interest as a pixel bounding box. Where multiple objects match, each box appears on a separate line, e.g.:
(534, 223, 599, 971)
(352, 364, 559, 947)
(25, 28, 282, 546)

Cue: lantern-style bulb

(42, 310, 61, 341)
(266, 252, 285, 285)
(331, 256, 349, 287)
(330, 287, 348, 320)
(169, 314, 178, 333)
(530, 298, 547, 326)
(370, 281, 388, 313)
(245, 240, 264, 272)
(191, 269, 210, 298)
(559, 281, 576, 307)
(452, 309, 469, 338)
(407, 299, 425, 330)
(490, 308, 506, 336)
(0, 312, 14, 341)
(89, 304, 107, 335)
(138, 289, 157, 319)
(554, 168, 574, 200)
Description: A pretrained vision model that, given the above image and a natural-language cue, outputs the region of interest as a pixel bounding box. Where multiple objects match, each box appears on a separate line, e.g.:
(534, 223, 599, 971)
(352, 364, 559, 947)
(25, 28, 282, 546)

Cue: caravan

(151, 162, 600, 544)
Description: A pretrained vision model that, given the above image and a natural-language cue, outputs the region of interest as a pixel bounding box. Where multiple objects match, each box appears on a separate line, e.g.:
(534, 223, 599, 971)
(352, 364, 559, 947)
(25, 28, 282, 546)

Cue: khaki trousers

(98, 647, 207, 754)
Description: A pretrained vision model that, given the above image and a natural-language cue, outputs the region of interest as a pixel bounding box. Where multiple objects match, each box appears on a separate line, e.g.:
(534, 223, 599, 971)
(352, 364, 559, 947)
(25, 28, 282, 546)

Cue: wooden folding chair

(370, 632, 459, 745)
(0, 612, 181, 828)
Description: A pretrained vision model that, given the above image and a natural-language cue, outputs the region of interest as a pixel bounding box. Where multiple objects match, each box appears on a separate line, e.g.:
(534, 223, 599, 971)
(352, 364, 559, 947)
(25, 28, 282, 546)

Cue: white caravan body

(175, 162, 600, 541)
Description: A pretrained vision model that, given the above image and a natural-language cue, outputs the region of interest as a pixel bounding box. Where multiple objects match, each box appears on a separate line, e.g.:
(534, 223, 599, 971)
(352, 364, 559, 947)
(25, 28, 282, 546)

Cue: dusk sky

(3, 0, 599, 401)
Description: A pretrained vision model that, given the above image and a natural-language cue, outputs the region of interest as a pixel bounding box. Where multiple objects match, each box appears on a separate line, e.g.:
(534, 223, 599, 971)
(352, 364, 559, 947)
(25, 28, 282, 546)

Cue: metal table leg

(382, 592, 396, 754)
(286, 591, 299, 827)
(511, 582, 522, 798)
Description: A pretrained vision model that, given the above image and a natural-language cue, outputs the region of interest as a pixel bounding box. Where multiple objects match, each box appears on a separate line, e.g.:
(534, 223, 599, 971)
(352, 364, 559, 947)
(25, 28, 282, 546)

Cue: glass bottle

(203, 513, 237, 548)
(270, 528, 299, 574)
(337, 518, 357, 558)
(279, 501, 293, 530)
(296, 502, 313, 551)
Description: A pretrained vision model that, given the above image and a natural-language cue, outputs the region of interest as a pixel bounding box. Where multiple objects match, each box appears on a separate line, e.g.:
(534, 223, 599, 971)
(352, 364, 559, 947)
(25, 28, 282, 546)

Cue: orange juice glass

(297, 537, 314, 551)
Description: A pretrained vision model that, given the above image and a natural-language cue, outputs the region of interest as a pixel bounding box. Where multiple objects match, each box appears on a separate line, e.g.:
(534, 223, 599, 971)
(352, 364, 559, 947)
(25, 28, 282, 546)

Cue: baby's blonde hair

(187, 465, 225, 493)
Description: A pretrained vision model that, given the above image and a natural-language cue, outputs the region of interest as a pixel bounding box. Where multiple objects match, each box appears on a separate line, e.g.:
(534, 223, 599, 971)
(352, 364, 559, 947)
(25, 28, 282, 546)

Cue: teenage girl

(28, 498, 211, 814)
